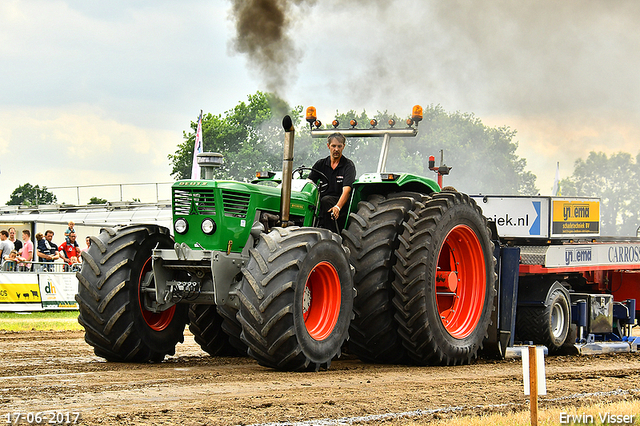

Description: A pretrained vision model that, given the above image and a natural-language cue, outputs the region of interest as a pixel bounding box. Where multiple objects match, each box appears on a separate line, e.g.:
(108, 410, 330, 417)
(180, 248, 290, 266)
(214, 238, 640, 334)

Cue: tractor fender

(517, 277, 571, 308)
(349, 174, 440, 216)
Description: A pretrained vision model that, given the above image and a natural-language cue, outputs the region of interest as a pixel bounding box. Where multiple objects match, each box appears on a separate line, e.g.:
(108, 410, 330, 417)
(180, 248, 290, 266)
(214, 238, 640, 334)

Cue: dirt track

(1, 330, 640, 425)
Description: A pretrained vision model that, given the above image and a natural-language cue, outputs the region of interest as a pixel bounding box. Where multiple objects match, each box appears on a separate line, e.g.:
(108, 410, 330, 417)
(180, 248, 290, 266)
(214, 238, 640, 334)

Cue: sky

(1, 0, 639, 205)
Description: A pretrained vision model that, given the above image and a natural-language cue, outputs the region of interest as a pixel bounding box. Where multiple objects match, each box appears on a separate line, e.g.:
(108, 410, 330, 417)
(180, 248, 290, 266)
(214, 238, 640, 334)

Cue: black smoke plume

(229, 0, 315, 95)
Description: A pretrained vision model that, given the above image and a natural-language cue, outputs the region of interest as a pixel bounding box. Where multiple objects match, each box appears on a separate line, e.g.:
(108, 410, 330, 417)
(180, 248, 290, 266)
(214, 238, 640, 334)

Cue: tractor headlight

(174, 218, 188, 234)
(201, 218, 216, 234)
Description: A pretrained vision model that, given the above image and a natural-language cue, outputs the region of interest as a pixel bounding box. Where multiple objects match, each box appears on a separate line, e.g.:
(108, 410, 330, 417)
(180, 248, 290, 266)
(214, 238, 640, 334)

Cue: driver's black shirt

(308, 155, 356, 197)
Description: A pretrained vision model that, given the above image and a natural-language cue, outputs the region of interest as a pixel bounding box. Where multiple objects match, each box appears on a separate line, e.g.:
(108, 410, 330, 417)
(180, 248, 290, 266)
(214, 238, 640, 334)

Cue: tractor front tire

(237, 227, 354, 371)
(76, 225, 188, 362)
(392, 192, 496, 365)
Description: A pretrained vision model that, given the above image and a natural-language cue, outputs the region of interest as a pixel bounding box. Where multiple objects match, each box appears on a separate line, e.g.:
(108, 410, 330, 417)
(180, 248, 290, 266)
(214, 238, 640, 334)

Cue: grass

(0, 310, 82, 331)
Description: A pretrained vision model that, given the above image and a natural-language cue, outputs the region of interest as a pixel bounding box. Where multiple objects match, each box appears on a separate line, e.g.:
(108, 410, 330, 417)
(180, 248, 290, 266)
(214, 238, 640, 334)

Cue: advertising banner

(38, 273, 79, 310)
(0, 272, 43, 311)
(471, 196, 549, 239)
(545, 243, 640, 268)
(551, 198, 600, 237)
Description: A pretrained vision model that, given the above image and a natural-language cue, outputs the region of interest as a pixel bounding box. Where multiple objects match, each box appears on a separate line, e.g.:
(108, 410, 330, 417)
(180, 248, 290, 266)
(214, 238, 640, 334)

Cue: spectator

(59, 232, 81, 266)
(0, 230, 14, 266)
(79, 236, 91, 264)
(8, 227, 22, 254)
(83, 236, 91, 253)
(3, 250, 18, 271)
(64, 221, 76, 244)
(18, 229, 33, 271)
(37, 230, 60, 267)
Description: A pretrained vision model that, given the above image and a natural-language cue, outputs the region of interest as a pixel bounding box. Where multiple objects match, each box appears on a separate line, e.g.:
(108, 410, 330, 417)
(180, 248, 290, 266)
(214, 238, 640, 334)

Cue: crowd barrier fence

(0, 261, 80, 311)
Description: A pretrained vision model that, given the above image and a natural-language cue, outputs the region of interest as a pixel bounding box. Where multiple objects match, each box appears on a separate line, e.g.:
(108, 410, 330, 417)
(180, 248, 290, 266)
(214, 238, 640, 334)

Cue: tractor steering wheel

(291, 166, 329, 195)
(291, 166, 329, 183)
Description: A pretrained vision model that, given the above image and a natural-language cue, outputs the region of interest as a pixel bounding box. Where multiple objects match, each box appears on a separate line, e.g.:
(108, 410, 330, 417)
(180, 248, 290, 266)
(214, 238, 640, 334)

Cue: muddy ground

(1, 330, 639, 425)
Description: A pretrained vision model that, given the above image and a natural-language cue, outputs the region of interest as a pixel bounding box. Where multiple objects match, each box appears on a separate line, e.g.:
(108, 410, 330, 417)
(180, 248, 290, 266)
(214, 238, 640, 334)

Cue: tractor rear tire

(342, 192, 425, 364)
(237, 227, 354, 371)
(76, 225, 188, 362)
(516, 288, 570, 353)
(392, 192, 496, 365)
(217, 304, 249, 355)
(189, 304, 242, 356)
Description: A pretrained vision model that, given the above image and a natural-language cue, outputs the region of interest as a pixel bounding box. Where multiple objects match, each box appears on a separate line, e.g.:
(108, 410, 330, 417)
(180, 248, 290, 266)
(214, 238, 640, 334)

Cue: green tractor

(76, 106, 496, 371)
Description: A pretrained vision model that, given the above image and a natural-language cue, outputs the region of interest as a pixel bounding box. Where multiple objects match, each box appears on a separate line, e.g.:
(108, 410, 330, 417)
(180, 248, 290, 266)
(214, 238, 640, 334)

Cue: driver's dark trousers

(318, 195, 348, 232)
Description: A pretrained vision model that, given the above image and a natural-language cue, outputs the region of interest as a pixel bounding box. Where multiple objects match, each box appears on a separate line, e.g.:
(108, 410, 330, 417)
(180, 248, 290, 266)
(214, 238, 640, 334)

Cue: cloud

(0, 1, 254, 119)
(0, 106, 177, 204)
(0, 0, 258, 204)
(485, 112, 640, 193)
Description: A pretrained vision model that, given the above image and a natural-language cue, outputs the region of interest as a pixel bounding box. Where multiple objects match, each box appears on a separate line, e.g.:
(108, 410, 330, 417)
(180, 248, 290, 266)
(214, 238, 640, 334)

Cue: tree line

(559, 152, 640, 236)
(6, 184, 113, 206)
(168, 91, 537, 196)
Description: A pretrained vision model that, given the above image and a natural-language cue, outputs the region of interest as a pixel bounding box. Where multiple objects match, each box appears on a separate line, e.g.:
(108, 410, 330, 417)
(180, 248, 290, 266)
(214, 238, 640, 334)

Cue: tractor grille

(173, 189, 216, 216)
(173, 189, 192, 215)
(222, 190, 251, 218)
(193, 190, 216, 215)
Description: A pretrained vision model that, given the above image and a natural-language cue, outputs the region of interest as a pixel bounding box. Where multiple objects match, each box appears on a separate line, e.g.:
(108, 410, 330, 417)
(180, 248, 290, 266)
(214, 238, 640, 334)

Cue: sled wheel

(516, 287, 570, 353)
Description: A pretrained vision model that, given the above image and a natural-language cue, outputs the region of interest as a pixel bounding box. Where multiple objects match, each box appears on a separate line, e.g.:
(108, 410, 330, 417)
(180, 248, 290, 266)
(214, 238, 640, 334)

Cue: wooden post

(529, 345, 538, 426)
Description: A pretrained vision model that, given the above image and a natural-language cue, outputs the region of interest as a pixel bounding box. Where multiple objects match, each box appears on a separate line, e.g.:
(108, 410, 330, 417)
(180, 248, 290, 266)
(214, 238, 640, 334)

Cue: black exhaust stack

(280, 115, 294, 227)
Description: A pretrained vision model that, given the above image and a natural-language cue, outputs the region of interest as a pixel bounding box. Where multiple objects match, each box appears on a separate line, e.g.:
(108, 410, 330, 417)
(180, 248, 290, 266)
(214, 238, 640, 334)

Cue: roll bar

(310, 127, 418, 173)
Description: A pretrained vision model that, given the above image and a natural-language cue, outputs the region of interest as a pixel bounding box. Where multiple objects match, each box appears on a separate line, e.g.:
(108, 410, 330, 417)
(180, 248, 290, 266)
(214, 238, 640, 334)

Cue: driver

(308, 132, 356, 231)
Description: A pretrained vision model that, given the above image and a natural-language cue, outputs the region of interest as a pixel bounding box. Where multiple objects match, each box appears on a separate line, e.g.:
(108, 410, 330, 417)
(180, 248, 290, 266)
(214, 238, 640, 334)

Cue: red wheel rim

(303, 261, 341, 341)
(435, 225, 486, 339)
(138, 257, 176, 331)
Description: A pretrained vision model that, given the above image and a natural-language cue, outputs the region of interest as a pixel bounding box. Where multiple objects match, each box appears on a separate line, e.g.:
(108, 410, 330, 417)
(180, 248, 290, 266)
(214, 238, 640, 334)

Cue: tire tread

(76, 225, 187, 363)
(392, 192, 497, 365)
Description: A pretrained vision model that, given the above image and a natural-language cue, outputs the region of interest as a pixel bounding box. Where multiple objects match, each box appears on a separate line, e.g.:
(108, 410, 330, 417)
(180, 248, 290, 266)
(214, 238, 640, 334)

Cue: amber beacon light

(412, 105, 423, 124)
(306, 106, 317, 126)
